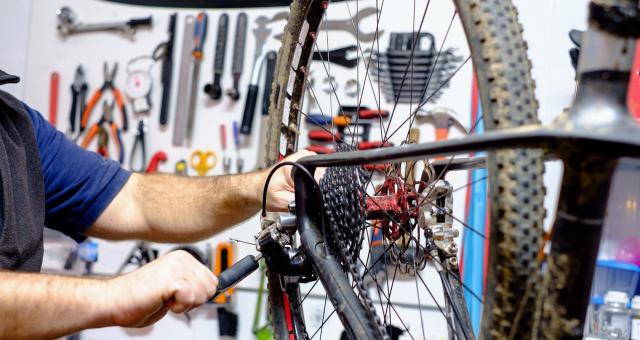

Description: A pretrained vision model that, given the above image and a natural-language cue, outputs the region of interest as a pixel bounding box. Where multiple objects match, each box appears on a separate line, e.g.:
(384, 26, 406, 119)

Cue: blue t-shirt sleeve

(24, 104, 131, 242)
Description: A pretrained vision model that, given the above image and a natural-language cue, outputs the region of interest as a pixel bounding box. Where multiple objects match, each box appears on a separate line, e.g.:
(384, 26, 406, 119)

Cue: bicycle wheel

(263, 0, 545, 338)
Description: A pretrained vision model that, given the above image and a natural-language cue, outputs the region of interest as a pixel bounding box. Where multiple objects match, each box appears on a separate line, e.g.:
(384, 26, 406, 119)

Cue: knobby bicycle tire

(263, 0, 545, 338)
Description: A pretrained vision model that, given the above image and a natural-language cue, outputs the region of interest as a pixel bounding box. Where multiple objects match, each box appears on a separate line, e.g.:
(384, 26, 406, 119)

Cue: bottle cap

(632, 295, 640, 310)
(604, 291, 629, 305)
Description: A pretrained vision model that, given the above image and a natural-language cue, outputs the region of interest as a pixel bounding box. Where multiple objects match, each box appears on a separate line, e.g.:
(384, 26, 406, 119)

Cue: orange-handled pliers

(81, 101, 124, 164)
(80, 62, 129, 132)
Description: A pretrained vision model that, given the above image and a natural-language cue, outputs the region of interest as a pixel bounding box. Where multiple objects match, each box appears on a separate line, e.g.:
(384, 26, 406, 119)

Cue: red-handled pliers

(81, 62, 129, 132)
(81, 101, 124, 163)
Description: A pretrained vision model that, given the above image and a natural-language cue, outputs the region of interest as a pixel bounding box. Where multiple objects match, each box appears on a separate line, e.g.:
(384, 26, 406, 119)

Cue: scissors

(190, 150, 217, 176)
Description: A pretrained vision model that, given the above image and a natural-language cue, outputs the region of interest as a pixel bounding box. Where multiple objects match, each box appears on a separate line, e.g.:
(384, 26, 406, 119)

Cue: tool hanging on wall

(68, 66, 87, 139)
(239, 16, 271, 135)
(172, 15, 196, 146)
(81, 62, 129, 132)
(371, 32, 463, 104)
(125, 56, 155, 115)
(49, 72, 59, 126)
(190, 149, 217, 176)
(233, 121, 243, 173)
(312, 45, 358, 68)
(81, 100, 125, 163)
(254, 51, 277, 170)
(226, 12, 247, 101)
(203, 13, 229, 100)
(271, 7, 382, 42)
(146, 151, 167, 173)
(220, 124, 231, 174)
(213, 242, 236, 304)
(129, 119, 147, 172)
(56, 6, 152, 37)
(159, 13, 177, 126)
(175, 159, 188, 176)
(185, 13, 208, 146)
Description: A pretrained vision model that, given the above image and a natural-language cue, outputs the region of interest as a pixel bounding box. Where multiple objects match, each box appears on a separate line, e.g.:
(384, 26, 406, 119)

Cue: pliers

(81, 100, 124, 164)
(67, 65, 87, 140)
(129, 118, 147, 172)
(81, 62, 129, 133)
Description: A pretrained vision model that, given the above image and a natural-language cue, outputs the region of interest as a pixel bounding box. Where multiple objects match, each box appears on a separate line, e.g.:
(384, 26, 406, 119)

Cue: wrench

(272, 7, 382, 42)
(56, 7, 152, 37)
(252, 16, 272, 63)
(312, 45, 358, 68)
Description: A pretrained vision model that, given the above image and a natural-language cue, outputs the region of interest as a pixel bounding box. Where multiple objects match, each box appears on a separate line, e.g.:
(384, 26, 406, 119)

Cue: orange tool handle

(306, 145, 335, 154)
(80, 124, 100, 149)
(81, 90, 102, 131)
(358, 141, 392, 150)
(220, 124, 227, 150)
(308, 130, 342, 142)
(213, 242, 235, 304)
(112, 88, 129, 132)
(49, 72, 59, 126)
(359, 109, 389, 119)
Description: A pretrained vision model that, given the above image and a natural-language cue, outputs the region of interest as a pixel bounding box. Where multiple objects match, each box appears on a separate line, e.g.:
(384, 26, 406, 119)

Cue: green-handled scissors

(190, 150, 217, 176)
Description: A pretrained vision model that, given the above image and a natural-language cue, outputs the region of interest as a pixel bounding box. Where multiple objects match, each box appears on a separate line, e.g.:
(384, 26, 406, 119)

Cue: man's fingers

(168, 278, 197, 314)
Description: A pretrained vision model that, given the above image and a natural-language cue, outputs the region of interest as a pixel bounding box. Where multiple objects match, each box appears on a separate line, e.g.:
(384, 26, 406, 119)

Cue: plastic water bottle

(631, 296, 640, 340)
(598, 291, 631, 339)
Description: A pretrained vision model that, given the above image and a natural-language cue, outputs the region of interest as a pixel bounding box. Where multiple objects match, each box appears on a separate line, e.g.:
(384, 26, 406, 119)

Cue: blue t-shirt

(24, 104, 131, 242)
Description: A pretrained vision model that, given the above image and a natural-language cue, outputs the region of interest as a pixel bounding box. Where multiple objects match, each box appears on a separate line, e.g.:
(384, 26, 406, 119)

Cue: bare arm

(0, 251, 218, 339)
(86, 144, 311, 243)
(0, 271, 111, 339)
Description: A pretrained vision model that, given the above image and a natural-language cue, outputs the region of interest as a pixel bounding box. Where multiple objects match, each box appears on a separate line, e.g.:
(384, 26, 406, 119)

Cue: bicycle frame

(291, 1, 640, 338)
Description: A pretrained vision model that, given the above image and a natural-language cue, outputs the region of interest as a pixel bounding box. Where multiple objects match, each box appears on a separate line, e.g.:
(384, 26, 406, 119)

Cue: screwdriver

(308, 130, 343, 142)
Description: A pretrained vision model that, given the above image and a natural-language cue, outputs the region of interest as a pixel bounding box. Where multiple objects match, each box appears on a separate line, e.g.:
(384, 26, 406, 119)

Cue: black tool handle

(127, 16, 153, 28)
(261, 51, 277, 116)
(69, 87, 78, 132)
(212, 255, 259, 300)
(159, 13, 177, 126)
(240, 84, 259, 135)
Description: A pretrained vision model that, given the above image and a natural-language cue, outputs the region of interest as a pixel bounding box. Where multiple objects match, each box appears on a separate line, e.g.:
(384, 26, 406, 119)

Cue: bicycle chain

(318, 153, 389, 340)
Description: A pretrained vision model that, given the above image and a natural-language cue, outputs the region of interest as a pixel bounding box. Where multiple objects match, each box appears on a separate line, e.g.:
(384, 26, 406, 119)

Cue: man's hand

(107, 250, 217, 328)
(262, 150, 317, 212)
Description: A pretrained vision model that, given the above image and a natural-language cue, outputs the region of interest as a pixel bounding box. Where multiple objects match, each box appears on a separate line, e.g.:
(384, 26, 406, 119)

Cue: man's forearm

(0, 271, 112, 339)
(90, 171, 266, 243)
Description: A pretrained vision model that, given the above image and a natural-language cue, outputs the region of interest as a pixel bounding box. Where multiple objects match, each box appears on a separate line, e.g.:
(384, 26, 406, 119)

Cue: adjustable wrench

(226, 13, 248, 101)
(56, 7, 152, 37)
(272, 7, 382, 42)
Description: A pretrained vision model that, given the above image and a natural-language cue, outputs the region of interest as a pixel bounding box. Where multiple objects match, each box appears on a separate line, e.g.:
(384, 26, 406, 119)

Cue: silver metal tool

(203, 13, 229, 100)
(185, 13, 208, 145)
(252, 16, 271, 64)
(172, 15, 196, 146)
(56, 6, 152, 37)
(226, 13, 248, 101)
(272, 7, 382, 42)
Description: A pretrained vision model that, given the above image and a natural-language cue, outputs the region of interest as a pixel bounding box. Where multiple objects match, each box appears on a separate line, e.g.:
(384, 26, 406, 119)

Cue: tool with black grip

(211, 254, 261, 301)
(261, 51, 277, 116)
(67, 66, 87, 139)
(203, 13, 228, 100)
(226, 12, 247, 101)
(186, 12, 208, 145)
(56, 6, 152, 37)
(159, 13, 176, 126)
(239, 17, 271, 135)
